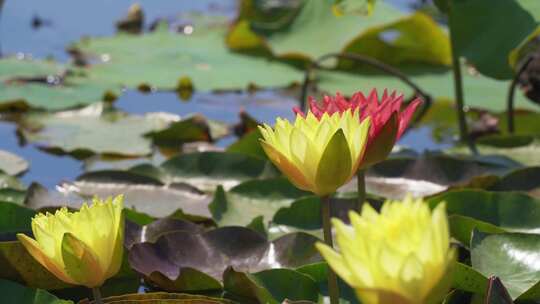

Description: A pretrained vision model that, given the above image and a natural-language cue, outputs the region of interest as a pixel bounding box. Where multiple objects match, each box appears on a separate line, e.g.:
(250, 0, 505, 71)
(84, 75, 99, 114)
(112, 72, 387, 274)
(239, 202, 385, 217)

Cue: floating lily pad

(128, 226, 320, 292)
(125, 218, 204, 249)
(0, 57, 119, 111)
(0, 188, 27, 206)
(24, 173, 212, 219)
(0, 202, 35, 235)
(452, 262, 488, 295)
(272, 196, 357, 230)
(223, 267, 319, 304)
(489, 166, 540, 197)
(0, 279, 71, 304)
(0, 150, 28, 176)
(448, 0, 540, 79)
(226, 129, 267, 160)
(20, 104, 173, 157)
(229, 1, 449, 67)
(0, 172, 25, 190)
(339, 151, 519, 199)
(70, 23, 304, 91)
(209, 178, 310, 227)
(145, 114, 230, 147)
(317, 66, 536, 111)
(161, 152, 278, 192)
(471, 230, 540, 300)
(428, 190, 540, 244)
(453, 138, 540, 166)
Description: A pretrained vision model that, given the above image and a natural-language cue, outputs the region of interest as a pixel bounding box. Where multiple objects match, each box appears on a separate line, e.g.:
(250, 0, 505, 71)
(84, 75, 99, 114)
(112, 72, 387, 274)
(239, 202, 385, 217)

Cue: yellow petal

(17, 233, 75, 284)
(314, 129, 352, 196)
(104, 196, 125, 277)
(61, 232, 105, 288)
(260, 140, 313, 191)
(315, 242, 356, 287)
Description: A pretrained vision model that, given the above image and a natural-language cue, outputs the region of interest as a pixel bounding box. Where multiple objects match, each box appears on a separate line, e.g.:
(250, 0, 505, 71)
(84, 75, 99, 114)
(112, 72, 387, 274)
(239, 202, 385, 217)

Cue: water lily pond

(1, 0, 540, 303)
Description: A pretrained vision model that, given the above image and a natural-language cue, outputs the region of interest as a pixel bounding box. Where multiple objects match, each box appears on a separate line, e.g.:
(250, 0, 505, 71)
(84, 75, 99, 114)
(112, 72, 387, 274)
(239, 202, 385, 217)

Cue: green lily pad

(230, 1, 449, 67)
(0, 279, 71, 304)
(339, 12, 451, 68)
(226, 129, 267, 160)
(489, 166, 540, 197)
(453, 138, 540, 166)
(70, 23, 304, 91)
(0, 201, 35, 235)
(209, 178, 310, 227)
(471, 230, 540, 300)
(316, 66, 536, 111)
(20, 104, 173, 157)
(0, 188, 27, 206)
(0, 150, 28, 176)
(452, 262, 488, 295)
(272, 196, 357, 230)
(0, 57, 119, 111)
(428, 190, 540, 242)
(145, 114, 230, 147)
(448, 0, 540, 79)
(161, 152, 278, 192)
(223, 267, 319, 304)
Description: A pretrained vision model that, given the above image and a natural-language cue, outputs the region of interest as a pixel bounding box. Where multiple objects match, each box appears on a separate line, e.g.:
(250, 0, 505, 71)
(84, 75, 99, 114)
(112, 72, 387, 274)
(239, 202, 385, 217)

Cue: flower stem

(321, 195, 340, 304)
(448, 6, 477, 155)
(92, 287, 104, 304)
(356, 169, 366, 211)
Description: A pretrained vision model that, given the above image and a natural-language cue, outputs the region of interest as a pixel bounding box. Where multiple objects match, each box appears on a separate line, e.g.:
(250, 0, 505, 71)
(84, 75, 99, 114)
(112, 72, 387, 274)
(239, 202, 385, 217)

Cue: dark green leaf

(209, 178, 309, 227)
(0, 279, 71, 304)
(471, 230, 540, 300)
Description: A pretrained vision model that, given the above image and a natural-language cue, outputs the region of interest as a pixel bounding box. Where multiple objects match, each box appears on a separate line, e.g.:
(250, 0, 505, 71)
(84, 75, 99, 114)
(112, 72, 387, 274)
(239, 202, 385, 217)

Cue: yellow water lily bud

(259, 110, 370, 196)
(17, 195, 125, 288)
(317, 197, 455, 304)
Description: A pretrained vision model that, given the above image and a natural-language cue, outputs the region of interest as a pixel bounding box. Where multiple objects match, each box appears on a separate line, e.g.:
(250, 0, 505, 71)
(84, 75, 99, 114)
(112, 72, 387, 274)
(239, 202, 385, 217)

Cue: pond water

(0, 0, 448, 189)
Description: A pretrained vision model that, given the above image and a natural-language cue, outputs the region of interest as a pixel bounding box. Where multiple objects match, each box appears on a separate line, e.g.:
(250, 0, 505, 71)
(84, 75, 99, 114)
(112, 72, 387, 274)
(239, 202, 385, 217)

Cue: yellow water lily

(258, 110, 370, 196)
(317, 197, 455, 304)
(17, 195, 124, 288)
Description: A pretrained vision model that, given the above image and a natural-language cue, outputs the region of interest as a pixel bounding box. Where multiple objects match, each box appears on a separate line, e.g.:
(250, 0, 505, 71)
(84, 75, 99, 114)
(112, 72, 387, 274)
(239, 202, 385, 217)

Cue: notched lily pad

(128, 226, 321, 292)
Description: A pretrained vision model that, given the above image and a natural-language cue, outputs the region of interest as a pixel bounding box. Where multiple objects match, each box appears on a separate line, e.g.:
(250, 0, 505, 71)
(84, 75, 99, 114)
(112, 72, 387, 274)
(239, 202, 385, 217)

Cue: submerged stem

(321, 195, 340, 304)
(356, 169, 366, 211)
(92, 287, 103, 304)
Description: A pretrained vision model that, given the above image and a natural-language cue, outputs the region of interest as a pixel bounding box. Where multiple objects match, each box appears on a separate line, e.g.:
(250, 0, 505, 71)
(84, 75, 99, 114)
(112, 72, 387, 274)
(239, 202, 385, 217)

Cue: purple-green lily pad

(128, 226, 321, 292)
